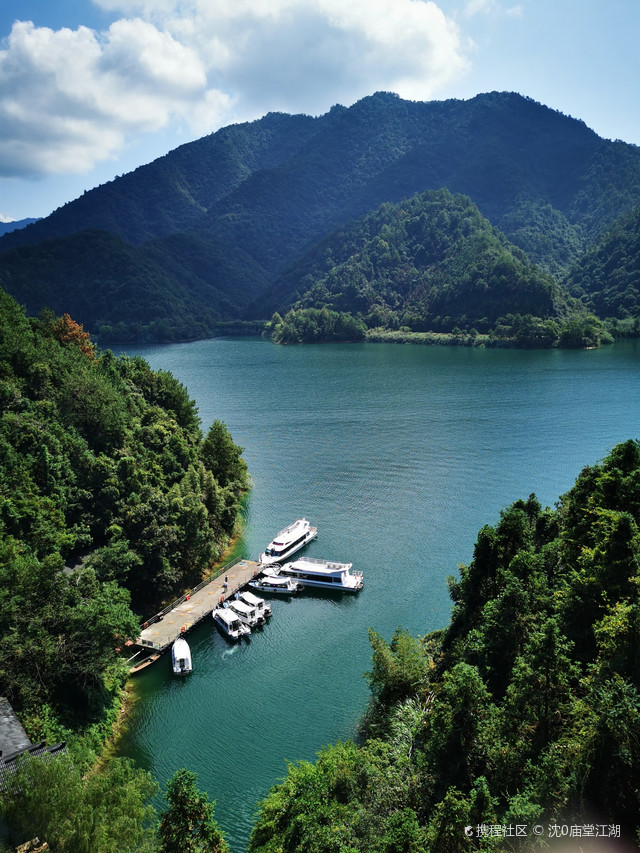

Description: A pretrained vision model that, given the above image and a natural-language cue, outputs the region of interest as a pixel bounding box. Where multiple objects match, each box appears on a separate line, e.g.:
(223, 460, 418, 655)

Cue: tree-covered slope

(0, 218, 38, 238)
(0, 228, 267, 342)
(0, 112, 318, 249)
(563, 205, 640, 320)
(250, 440, 640, 852)
(264, 189, 575, 334)
(2, 91, 640, 339)
(0, 287, 248, 721)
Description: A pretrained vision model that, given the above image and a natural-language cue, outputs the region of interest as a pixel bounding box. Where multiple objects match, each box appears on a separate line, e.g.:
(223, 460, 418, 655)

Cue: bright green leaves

(201, 419, 248, 493)
(158, 769, 229, 853)
(0, 753, 158, 853)
(365, 628, 432, 706)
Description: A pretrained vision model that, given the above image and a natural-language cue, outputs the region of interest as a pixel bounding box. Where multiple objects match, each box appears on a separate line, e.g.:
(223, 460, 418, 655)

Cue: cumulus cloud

(0, 18, 221, 177)
(0, 0, 469, 179)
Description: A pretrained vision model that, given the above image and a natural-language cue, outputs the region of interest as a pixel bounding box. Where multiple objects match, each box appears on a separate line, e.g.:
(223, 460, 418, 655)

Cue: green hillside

(250, 440, 640, 852)
(0, 287, 248, 723)
(2, 92, 640, 341)
(264, 189, 582, 339)
(564, 205, 640, 322)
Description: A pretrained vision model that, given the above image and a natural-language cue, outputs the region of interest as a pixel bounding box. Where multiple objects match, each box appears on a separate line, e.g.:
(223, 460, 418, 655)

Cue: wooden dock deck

(130, 557, 262, 672)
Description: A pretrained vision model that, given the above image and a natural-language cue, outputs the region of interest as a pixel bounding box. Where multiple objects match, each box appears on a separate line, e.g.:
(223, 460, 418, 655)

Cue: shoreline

(106, 523, 247, 760)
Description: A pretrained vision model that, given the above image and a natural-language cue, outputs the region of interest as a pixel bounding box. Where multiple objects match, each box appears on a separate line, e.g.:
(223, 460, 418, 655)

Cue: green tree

(158, 769, 229, 853)
(201, 419, 248, 492)
(365, 628, 431, 706)
(0, 753, 157, 853)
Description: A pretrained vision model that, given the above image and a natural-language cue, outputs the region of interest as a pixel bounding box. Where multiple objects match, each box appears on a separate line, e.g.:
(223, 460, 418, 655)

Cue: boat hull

(171, 638, 193, 675)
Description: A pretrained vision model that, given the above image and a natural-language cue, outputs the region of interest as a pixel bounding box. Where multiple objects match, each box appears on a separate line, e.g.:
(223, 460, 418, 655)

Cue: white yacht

(171, 636, 193, 675)
(259, 518, 317, 565)
(213, 606, 251, 640)
(249, 571, 304, 595)
(238, 589, 272, 619)
(228, 597, 264, 628)
(279, 556, 364, 592)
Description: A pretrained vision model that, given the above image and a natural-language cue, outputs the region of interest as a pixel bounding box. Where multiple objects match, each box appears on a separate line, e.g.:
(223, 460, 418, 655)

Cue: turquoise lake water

(115, 338, 640, 852)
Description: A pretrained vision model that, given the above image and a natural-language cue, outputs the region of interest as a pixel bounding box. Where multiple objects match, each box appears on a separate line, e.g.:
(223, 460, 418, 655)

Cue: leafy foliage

(158, 769, 229, 853)
(265, 307, 366, 343)
(0, 758, 229, 853)
(250, 441, 640, 850)
(267, 189, 598, 342)
(0, 753, 158, 853)
(0, 288, 248, 723)
(564, 205, 640, 320)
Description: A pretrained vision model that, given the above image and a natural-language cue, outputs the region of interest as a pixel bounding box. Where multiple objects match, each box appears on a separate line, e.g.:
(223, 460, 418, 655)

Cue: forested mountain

(250, 440, 640, 852)
(263, 189, 576, 334)
(563, 204, 640, 321)
(0, 288, 247, 722)
(1, 91, 640, 341)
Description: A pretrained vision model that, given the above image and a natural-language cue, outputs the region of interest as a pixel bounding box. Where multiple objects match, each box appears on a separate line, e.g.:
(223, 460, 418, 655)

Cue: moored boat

(213, 606, 251, 640)
(249, 570, 304, 595)
(239, 589, 272, 619)
(279, 556, 363, 592)
(171, 636, 193, 674)
(259, 518, 317, 565)
(229, 597, 264, 628)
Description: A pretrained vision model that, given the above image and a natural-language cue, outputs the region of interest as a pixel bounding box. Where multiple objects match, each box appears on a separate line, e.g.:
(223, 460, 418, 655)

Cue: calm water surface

(115, 339, 640, 852)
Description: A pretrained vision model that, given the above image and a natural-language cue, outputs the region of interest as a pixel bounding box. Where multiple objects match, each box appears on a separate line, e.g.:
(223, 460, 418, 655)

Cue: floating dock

(130, 557, 262, 672)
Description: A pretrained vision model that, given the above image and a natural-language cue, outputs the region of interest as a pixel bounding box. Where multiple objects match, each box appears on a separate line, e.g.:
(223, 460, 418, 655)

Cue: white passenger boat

(249, 571, 304, 595)
(171, 636, 193, 675)
(238, 589, 272, 619)
(279, 556, 364, 592)
(213, 606, 251, 640)
(229, 597, 264, 628)
(259, 518, 317, 565)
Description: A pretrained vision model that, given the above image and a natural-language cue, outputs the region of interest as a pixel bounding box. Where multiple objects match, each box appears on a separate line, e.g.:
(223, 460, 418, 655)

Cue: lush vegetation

(564, 205, 640, 321)
(265, 308, 366, 343)
(2, 92, 640, 341)
(250, 440, 640, 851)
(265, 189, 616, 346)
(0, 760, 227, 853)
(0, 288, 248, 732)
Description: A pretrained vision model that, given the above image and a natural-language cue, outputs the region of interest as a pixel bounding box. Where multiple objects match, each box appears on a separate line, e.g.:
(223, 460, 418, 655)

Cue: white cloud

(464, 0, 522, 18)
(0, 1, 469, 178)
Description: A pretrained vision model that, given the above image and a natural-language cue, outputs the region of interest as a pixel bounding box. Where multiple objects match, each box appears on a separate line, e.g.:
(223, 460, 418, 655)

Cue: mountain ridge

(1, 91, 639, 341)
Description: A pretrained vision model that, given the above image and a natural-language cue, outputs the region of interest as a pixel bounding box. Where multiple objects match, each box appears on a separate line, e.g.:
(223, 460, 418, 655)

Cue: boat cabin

(229, 598, 262, 626)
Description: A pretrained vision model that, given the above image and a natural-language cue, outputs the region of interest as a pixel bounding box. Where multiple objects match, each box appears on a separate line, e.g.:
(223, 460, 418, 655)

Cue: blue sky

(1, 0, 639, 221)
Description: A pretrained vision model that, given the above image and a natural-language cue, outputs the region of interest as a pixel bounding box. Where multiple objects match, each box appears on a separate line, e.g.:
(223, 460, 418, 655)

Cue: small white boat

(171, 636, 193, 675)
(213, 606, 251, 640)
(239, 589, 272, 619)
(280, 556, 364, 592)
(249, 570, 304, 595)
(259, 518, 317, 566)
(229, 597, 264, 628)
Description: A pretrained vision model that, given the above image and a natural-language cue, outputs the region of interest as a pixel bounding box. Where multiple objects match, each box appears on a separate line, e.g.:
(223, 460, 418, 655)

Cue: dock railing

(139, 555, 244, 629)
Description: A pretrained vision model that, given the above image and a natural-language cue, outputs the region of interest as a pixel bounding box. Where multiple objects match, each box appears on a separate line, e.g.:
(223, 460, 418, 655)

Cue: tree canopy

(0, 288, 248, 726)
